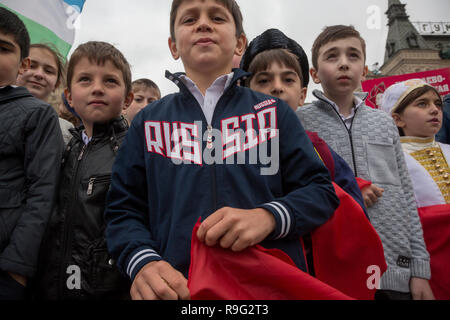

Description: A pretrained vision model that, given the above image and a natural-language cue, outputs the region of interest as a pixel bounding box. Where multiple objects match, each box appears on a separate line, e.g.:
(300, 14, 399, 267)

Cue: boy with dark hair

(0, 7, 63, 300)
(105, 0, 339, 300)
(123, 78, 161, 124)
(297, 25, 434, 299)
(34, 41, 133, 299)
(240, 28, 366, 212)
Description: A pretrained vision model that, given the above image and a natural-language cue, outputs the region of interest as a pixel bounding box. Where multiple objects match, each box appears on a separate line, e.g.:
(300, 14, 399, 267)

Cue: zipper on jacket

(58, 141, 91, 297)
(347, 114, 359, 177)
(316, 97, 360, 176)
(87, 175, 111, 196)
(78, 144, 87, 161)
(182, 78, 239, 213)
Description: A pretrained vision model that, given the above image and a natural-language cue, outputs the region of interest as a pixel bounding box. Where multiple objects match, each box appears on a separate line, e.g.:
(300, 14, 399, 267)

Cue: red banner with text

(362, 68, 450, 109)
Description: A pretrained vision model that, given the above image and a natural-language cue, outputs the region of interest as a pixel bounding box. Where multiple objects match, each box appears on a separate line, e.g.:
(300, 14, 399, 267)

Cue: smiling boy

(297, 25, 434, 300)
(34, 41, 133, 299)
(123, 78, 161, 124)
(105, 0, 338, 300)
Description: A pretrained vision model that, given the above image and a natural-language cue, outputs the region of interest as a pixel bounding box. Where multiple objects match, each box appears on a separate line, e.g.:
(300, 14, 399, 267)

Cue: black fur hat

(240, 28, 310, 87)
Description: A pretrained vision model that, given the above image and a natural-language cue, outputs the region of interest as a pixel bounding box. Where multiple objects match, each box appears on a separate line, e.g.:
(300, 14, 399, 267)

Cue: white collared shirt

(82, 130, 92, 145)
(320, 94, 366, 130)
(180, 72, 234, 125)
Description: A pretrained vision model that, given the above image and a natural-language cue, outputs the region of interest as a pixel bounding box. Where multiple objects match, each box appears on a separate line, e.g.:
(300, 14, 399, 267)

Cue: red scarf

(418, 204, 450, 300)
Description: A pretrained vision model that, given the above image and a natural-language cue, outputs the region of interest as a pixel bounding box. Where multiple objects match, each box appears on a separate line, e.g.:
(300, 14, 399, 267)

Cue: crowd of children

(0, 0, 448, 301)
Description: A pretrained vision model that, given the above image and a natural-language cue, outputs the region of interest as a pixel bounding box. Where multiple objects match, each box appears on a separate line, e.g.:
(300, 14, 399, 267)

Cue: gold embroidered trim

(410, 147, 450, 203)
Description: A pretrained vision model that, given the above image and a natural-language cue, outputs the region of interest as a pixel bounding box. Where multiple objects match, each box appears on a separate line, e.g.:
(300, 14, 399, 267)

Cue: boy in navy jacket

(105, 0, 339, 300)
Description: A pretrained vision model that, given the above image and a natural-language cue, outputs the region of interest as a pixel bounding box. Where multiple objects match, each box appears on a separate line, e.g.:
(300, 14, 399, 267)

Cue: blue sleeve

(330, 147, 368, 218)
(436, 97, 450, 144)
(258, 101, 340, 239)
(104, 112, 161, 281)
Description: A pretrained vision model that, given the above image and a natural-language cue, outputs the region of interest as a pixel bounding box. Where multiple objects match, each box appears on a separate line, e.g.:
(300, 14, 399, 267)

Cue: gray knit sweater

(297, 90, 431, 293)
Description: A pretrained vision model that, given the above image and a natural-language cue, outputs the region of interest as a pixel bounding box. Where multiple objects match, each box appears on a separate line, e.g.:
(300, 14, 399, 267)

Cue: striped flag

(0, 0, 86, 57)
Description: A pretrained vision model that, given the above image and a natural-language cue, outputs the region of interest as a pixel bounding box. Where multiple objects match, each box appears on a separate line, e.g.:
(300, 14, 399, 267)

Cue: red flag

(418, 204, 450, 300)
(355, 177, 372, 190)
(188, 221, 353, 300)
(311, 183, 387, 300)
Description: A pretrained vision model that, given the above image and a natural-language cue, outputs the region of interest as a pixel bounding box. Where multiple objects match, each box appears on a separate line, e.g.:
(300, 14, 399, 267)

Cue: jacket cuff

(126, 248, 162, 281)
(259, 201, 292, 240)
(410, 258, 431, 280)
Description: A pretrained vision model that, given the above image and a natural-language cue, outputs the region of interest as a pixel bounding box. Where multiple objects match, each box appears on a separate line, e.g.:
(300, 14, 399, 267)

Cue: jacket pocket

(0, 186, 21, 209)
(0, 216, 7, 252)
(366, 141, 401, 186)
(90, 247, 127, 293)
(0, 186, 21, 252)
(85, 174, 112, 197)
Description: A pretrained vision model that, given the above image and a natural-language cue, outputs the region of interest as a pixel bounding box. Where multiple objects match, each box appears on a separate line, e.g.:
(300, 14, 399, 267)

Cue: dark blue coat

(105, 70, 339, 280)
(436, 94, 450, 144)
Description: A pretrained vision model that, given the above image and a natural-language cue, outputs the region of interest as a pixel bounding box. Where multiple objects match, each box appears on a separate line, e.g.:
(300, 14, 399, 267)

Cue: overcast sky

(69, 0, 450, 101)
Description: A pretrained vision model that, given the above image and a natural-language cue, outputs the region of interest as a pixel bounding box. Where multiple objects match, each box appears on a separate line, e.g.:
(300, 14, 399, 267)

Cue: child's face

(249, 62, 307, 111)
(393, 90, 443, 138)
(65, 57, 132, 132)
(16, 47, 59, 101)
(168, 0, 246, 76)
(0, 32, 29, 87)
(311, 37, 368, 98)
(125, 87, 160, 123)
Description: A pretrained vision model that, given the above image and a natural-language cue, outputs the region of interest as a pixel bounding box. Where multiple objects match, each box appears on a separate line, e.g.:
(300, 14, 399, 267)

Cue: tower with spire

(384, 0, 430, 62)
(378, 0, 450, 77)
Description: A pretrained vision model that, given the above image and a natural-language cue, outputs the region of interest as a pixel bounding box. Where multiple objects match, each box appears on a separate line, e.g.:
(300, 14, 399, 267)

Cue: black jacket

(34, 117, 130, 300)
(0, 86, 63, 278)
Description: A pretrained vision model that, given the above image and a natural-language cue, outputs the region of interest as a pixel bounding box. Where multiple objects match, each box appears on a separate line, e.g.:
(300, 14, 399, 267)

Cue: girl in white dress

(381, 79, 449, 300)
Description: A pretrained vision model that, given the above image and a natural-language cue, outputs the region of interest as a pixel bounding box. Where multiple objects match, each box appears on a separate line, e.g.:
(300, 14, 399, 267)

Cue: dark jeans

(375, 289, 412, 300)
(0, 270, 26, 300)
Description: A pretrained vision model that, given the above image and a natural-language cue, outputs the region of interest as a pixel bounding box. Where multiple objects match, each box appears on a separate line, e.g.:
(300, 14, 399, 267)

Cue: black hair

(0, 7, 30, 60)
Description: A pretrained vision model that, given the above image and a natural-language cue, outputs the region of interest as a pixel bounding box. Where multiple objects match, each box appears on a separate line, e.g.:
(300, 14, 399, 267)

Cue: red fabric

(306, 131, 335, 181)
(311, 183, 387, 300)
(355, 177, 372, 190)
(418, 204, 450, 300)
(188, 221, 353, 300)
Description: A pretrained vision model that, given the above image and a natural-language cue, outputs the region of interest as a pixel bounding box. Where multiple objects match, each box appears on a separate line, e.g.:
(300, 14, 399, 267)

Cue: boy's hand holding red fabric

(196, 207, 275, 252)
(188, 182, 387, 300)
(189, 221, 353, 300)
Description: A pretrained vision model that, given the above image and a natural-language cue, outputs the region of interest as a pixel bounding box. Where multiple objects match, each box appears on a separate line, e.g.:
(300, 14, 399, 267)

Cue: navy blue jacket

(105, 70, 339, 281)
(436, 94, 450, 144)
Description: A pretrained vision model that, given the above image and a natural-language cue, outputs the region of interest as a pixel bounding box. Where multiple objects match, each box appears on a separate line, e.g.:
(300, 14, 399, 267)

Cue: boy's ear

(123, 91, 134, 110)
(310, 67, 321, 84)
(64, 88, 73, 107)
(18, 57, 31, 76)
(298, 87, 308, 107)
(362, 65, 369, 81)
(233, 33, 247, 57)
(168, 37, 180, 60)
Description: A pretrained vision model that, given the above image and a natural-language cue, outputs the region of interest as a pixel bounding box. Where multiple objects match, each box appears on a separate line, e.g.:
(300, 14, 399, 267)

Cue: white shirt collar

(82, 130, 92, 145)
(179, 72, 234, 125)
(319, 92, 366, 129)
